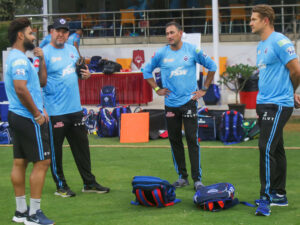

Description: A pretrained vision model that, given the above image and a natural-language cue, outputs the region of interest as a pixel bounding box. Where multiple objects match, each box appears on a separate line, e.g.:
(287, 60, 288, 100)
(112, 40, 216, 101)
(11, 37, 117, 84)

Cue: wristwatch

(201, 86, 208, 92)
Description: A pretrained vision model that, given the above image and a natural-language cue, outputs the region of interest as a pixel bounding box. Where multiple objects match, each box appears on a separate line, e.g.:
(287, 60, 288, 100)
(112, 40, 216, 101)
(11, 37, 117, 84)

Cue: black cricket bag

(194, 183, 238, 212)
(220, 110, 244, 144)
(203, 84, 220, 105)
(198, 115, 216, 141)
(96, 108, 117, 137)
(131, 176, 181, 207)
(243, 120, 260, 141)
(100, 86, 116, 107)
(100, 59, 122, 74)
(84, 109, 97, 134)
(111, 105, 132, 136)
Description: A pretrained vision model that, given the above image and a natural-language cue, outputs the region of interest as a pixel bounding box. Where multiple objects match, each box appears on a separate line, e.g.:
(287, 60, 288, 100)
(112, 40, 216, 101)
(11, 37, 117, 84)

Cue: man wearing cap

(40, 18, 110, 197)
(67, 28, 83, 56)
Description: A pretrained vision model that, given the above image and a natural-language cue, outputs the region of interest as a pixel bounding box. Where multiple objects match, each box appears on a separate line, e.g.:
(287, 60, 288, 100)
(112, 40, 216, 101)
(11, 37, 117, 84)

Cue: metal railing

(15, 4, 300, 45)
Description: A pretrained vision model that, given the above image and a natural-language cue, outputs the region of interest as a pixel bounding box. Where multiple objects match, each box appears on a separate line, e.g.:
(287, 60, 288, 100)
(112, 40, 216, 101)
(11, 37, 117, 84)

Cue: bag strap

(152, 189, 175, 207)
(135, 189, 155, 206)
(232, 111, 239, 142)
(223, 111, 230, 141)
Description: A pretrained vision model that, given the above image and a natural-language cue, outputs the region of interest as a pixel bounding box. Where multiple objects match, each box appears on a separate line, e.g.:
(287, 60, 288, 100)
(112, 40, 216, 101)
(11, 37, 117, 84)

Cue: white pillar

(43, 0, 48, 37)
(212, 0, 220, 83)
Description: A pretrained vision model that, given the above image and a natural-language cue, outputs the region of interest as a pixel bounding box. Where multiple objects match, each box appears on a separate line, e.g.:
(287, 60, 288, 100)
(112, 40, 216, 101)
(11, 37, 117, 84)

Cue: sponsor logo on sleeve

(277, 39, 291, 47)
(286, 46, 296, 56)
(196, 48, 200, 53)
(15, 68, 25, 76)
(12, 59, 27, 67)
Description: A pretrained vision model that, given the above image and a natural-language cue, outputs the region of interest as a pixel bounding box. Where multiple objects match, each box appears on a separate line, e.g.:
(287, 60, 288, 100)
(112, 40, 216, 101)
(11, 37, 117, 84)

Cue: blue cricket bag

(96, 108, 117, 137)
(203, 84, 220, 105)
(220, 110, 244, 144)
(198, 115, 216, 141)
(0, 122, 11, 144)
(100, 86, 116, 107)
(194, 183, 238, 212)
(88, 56, 102, 72)
(131, 176, 181, 207)
(111, 105, 131, 136)
(84, 109, 97, 134)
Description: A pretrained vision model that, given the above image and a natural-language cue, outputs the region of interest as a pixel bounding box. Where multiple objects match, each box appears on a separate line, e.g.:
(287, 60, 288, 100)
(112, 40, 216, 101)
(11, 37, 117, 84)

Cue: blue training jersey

(39, 34, 51, 48)
(42, 43, 82, 116)
(4, 49, 43, 118)
(256, 32, 297, 107)
(143, 42, 217, 107)
(67, 33, 80, 46)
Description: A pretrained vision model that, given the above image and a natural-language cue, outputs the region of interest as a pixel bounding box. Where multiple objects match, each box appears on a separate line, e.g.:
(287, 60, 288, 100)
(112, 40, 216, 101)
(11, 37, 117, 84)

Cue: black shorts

(8, 111, 51, 162)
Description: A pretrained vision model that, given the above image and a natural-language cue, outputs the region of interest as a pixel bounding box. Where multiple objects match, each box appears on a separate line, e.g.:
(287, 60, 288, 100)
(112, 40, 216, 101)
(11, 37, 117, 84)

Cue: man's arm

(286, 58, 300, 92)
(14, 80, 45, 125)
(74, 42, 81, 57)
(33, 47, 47, 87)
(145, 77, 170, 96)
(192, 71, 215, 100)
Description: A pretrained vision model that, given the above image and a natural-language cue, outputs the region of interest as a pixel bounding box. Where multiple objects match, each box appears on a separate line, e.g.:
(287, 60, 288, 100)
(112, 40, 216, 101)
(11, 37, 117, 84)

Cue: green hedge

(0, 21, 10, 60)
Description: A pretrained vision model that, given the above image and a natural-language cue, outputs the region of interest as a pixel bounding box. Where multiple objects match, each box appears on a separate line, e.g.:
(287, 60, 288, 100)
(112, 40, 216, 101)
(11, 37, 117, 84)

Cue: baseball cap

(53, 18, 69, 30)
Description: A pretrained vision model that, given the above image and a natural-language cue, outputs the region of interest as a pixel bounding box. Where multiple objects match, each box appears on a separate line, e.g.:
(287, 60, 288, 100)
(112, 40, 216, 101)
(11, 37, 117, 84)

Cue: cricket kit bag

(88, 56, 102, 72)
(220, 110, 244, 144)
(0, 122, 11, 144)
(194, 183, 255, 212)
(131, 176, 181, 207)
(84, 109, 97, 134)
(111, 105, 132, 136)
(100, 86, 116, 107)
(96, 108, 117, 137)
(198, 115, 216, 141)
(203, 84, 221, 105)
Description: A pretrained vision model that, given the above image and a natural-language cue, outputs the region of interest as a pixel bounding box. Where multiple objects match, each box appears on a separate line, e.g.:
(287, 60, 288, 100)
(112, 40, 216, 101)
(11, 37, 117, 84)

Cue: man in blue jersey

(39, 24, 53, 48)
(41, 18, 110, 198)
(67, 28, 82, 56)
(5, 18, 54, 225)
(250, 5, 300, 216)
(143, 21, 217, 190)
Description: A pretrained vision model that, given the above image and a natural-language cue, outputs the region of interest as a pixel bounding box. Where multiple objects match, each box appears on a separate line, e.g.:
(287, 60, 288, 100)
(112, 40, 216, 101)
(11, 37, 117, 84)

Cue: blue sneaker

(270, 193, 288, 206)
(12, 208, 29, 223)
(255, 198, 271, 216)
(255, 193, 288, 207)
(24, 209, 54, 225)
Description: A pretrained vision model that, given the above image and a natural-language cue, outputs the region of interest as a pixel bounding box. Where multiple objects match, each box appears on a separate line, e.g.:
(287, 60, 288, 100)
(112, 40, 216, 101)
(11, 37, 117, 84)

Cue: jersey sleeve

(194, 48, 217, 72)
(11, 58, 29, 81)
(143, 50, 162, 79)
(274, 38, 297, 65)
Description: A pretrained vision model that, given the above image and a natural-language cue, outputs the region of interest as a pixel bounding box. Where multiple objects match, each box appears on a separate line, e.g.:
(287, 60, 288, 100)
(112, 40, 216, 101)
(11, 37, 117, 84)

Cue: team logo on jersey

(163, 58, 174, 63)
(51, 57, 62, 63)
(183, 56, 189, 61)
(70, 52, 75, 59)
(170, 66, 188, 78)
(12, 59, 27, 67)
(264, 48, 268, 54)
(33, 59, 39, 67)
(286, 46, 295, 56)
(15, 68, 25, 76)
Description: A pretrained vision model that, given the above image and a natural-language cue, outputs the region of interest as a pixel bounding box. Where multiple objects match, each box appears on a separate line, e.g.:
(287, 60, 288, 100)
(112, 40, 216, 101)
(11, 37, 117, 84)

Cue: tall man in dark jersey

(250, 5, 300, 216)
(41, 18, 110, 197)
(143, 22, 217, 190)
(5, 18, 54, 225)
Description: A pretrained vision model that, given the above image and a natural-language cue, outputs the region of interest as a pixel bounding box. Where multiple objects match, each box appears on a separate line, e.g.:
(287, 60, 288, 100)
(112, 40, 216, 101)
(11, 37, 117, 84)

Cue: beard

(54, 40, 65, 48)
(23, 38, 35, 51)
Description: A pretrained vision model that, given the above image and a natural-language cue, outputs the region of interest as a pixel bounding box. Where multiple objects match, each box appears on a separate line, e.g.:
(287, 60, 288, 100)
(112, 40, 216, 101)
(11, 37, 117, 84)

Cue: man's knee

(33, 159, 51, 171)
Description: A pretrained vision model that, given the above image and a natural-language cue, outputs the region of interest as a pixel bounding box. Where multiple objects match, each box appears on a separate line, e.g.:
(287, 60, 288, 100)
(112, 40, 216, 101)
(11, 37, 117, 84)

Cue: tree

(0, 0, 15, 21)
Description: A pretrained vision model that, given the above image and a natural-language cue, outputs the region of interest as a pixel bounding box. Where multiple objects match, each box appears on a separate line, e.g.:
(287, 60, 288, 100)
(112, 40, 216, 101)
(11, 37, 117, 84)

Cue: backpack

(220, 110, 244, 144)
(0, 122, 11, 144)
(88, 56, 102, 72)
(203, 84, 221, 105)
(131, 176, 181, 207)
(84, 109, 97, 134)
(111, 106, 131, 136)
(100, 86, 116, 107)
(96, 108, 117, 137)
(193, 183, 238, 212)
(198, 115, 216, 141)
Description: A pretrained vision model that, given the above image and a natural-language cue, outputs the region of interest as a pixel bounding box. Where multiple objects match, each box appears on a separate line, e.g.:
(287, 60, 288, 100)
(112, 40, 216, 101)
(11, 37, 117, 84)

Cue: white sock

(16, 195, 27, 213)
(29, 198, 41, 216)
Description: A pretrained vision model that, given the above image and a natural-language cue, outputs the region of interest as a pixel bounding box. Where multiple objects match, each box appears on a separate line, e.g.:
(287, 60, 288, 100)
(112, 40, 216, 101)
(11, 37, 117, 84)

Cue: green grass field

(0, 121, 299, 225)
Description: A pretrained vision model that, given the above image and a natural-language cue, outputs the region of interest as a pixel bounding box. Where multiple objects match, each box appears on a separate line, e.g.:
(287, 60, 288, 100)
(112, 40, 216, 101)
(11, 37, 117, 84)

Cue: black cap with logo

(53, 18, 69, 30)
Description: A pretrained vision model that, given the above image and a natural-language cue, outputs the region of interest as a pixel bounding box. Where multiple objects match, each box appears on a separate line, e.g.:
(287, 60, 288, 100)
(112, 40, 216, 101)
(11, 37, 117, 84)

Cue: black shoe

(54, 187, 76, 198)
(82, 183, 110, 193)
(12, 207, 29, 223)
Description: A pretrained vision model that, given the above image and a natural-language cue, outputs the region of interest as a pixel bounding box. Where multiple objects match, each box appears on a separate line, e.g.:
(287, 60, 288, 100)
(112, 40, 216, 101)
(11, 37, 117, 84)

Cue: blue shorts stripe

(32, 119, 44, 160)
